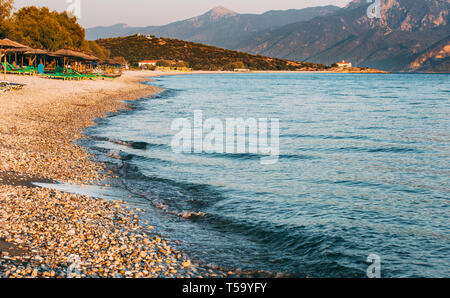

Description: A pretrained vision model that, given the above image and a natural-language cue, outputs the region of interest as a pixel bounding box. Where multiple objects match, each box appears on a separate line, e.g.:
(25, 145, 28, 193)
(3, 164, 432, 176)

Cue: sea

(77, 73, 449, 277)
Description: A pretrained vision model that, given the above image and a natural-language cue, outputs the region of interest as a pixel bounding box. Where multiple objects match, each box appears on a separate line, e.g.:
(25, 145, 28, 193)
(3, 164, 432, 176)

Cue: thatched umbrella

(53, 49, 89, 60)
(103, 58, 116, 65)
(52, 49, 85, 74)
(112, 57, 127, 66)
(83, 54, 100, 73)
(24, 49, 50, 55)
(103, 57, 126, 66)
(6, 47, 30, 53)
(0, 39, 31, 79)
(0, 38, 29, 49)
(53, 49, 100, 74)
(5, 47, 31, 68)
(82, 53, 100, 62)
(101, 57, 126, 77)
(23, 49, 53, 70)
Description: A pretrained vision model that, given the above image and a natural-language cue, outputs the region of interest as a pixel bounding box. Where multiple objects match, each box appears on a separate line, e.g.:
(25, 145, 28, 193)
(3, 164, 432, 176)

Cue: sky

(13, 0, 353, 28)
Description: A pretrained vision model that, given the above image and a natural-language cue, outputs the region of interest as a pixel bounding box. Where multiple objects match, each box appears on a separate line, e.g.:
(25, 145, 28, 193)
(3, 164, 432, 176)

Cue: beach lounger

(0, 81, 25, 92)
(40, 68, 96, 81)
(66, 69, 98, 80)
(39, 66, 83, 80)
(1, 62, 36, 75)
(41, 73, 82, 81)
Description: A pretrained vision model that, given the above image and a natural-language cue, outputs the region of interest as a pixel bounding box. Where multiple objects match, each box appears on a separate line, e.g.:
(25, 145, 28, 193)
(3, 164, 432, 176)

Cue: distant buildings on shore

(336, 61, 353, 68)
(136, 33, 155, 40)
(234, 68, 250, 72)
(138, 60, 158, 67)
(137, 59, 192, 72)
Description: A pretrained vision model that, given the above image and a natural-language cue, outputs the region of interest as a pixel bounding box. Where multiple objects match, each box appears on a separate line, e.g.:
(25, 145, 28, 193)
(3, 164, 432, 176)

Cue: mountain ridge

(237, 0, 450, 72)
(87, 1, 450, 72)
(85, 5, 341, 48)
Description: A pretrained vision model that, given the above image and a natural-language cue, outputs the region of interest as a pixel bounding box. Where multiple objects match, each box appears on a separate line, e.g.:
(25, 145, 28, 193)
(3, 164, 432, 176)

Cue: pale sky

(13, 0, 352, 28)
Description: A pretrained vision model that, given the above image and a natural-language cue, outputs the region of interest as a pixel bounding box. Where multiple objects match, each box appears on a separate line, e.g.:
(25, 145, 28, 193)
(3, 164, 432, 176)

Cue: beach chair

(41, 66, 81, 81)
(0, 81, 25, 92)
(2, 62, 36, 75)
(67, 68, 98, 80)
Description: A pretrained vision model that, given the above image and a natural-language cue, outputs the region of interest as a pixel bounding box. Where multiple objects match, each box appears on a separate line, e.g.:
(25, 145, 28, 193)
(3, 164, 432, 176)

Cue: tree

(0, 0, 13, 20)
(224, 61, 246, 70)
(156, 60, 173, 67)
(7, 7, 84, 50)
(175, 61, 188, 68)
(0, 0, 14, 38)
(80, 40, 110, 59)
(3, 5, 109, 58)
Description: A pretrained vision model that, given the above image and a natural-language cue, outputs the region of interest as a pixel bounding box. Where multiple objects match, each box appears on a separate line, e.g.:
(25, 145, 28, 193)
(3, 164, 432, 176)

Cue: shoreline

(0, 69, 392, 278)
(0, 70, 205, 278)
(0, 69, 302, 278)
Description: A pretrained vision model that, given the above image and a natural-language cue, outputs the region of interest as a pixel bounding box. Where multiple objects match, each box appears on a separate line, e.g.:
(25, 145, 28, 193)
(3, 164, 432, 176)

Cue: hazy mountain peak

(207, 6, 238, 19)
(186, 6, 238, 27)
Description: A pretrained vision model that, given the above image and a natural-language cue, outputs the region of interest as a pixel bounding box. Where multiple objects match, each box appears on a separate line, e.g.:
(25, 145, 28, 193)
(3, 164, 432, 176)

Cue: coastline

(0, 69, 391, 278)
(0, 70, 203, 278)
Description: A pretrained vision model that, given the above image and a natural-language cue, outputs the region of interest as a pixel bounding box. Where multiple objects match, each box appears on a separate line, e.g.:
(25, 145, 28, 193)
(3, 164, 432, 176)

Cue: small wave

(198, 152, 316, 161)
(106, 150, 134, 161)
(91, 136, 158, 150)
(178, 211, 207, 219)
(107, 139, 148, 150)
(204, 152, 264, 160)
(147, 194, 207, 219)
(366, 147, 423, 153)
(328, 146, 424, 154)
(361, 126, 388, 130)
(147, 88, 178, 99)
(116, 162, 224, 211)
(283, 134, 370, 140)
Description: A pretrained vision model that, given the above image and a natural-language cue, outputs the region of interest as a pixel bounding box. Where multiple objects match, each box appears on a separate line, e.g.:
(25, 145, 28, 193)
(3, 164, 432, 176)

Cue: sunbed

(0, 81, 25, 92)
(1, 62, 36, 75)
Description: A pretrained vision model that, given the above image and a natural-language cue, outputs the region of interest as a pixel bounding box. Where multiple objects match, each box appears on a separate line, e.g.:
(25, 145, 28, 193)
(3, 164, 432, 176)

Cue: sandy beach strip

(0, 71, 207, 278)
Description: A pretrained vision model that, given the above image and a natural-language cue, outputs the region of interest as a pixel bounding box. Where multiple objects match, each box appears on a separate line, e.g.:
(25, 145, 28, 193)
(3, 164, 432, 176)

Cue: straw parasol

(103, 58, 116, 65)
(112, 56, 127, 66)
(82, 53, 100, 61)
(103, 57, 126, 66)
(23, 49, 50, 56)
(5, 47, 30, 53)
(53, 49, 90, 60)
(0, 38, 29, 49)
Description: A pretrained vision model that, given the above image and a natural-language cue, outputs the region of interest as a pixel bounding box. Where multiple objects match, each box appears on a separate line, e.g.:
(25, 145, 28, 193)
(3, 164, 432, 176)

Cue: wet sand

(0, 71, 203, 278)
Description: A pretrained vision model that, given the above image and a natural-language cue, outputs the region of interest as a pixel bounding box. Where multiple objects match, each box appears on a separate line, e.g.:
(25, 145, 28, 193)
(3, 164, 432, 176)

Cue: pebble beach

(0, 71, 203, 278)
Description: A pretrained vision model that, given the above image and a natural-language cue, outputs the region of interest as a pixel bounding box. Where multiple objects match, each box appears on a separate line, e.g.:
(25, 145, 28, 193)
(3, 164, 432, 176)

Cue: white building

(336, 60, 353, 68)
(138, 60, 158, 67)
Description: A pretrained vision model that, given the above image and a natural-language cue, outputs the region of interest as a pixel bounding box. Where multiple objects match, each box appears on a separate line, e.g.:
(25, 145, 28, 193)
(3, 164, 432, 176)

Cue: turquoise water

(85, 73, 450, 277)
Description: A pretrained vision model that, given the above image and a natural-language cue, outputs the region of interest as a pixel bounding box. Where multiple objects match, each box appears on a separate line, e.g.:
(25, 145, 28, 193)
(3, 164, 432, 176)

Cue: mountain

(407, 35, 450, 72)
(84, 23, 146, 40)
(86, 5, 341, 49)
(237, 0, 450, 72)
(96, 35, 329, 71)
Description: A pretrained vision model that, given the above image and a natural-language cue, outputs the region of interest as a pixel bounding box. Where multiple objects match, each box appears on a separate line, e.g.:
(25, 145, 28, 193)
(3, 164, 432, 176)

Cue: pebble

(0, 76, 227, 278)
